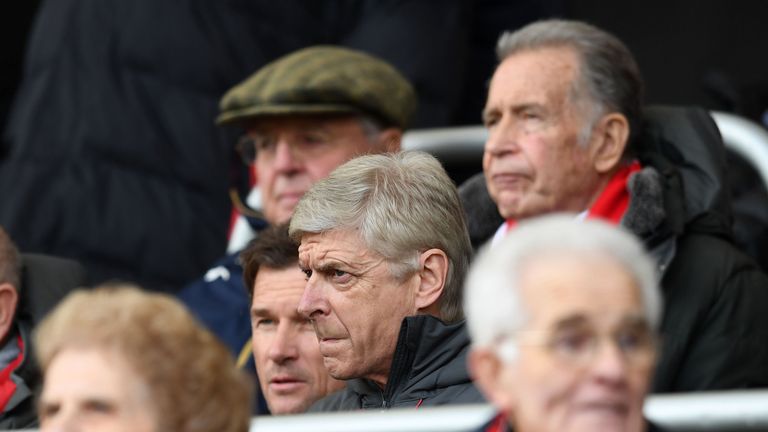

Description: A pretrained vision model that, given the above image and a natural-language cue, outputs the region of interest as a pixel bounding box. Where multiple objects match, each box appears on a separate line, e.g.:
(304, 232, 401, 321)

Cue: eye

(483, 114, 499, 129)
(551, 329, 593, 357)
(254, 136, 276, 153)
(330, 269, 351, 284)
(300, 132, 326, 144)
(254, 318, 275, 328)
(38, 402, 60, 422)
(616, 327, 652, 353)
(83, 399, 116, 415)
(301, 268, 312, 279)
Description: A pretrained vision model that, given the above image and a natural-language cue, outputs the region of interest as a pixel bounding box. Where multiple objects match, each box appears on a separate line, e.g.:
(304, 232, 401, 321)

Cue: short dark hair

(240, 223, 299, 298)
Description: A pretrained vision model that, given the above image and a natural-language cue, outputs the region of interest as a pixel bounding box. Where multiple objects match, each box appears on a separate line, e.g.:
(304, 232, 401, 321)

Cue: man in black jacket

(290, 152, 484, 410)
(465, 18, 768, 392)
(0, 228, 38, 428)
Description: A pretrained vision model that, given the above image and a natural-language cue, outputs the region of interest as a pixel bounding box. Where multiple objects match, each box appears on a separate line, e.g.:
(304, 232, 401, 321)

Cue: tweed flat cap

(217, 46, 417, 129)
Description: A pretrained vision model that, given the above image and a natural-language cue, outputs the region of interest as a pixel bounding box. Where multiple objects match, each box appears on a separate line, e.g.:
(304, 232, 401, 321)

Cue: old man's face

(249, 115, 383, 225)
(473, 253, 655, 432)
(296, 229, 419, 388)
(482, 47, 603, 220)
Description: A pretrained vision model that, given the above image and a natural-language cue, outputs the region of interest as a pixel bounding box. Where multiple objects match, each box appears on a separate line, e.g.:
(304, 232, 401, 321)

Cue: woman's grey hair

(289, 151, 472, 323)
(464, 214, 662, 361)
(496, 19, 644, 152)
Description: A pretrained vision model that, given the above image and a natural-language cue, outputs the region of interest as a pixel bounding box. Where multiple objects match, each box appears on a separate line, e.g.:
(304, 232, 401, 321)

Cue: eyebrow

(250, 307, 273, 317)
(550, 313, 650, 331)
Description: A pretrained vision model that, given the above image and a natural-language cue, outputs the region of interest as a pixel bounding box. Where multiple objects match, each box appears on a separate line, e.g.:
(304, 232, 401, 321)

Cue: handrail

(246, 390, 768, 432)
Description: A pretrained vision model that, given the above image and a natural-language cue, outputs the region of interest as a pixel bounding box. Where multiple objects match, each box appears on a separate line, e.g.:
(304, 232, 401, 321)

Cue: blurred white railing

(246, 391, 768, 432)
(402, 110, 768, 192)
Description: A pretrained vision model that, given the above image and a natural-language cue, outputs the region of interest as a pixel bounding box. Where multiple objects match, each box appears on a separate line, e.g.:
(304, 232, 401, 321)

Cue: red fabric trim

(586, 161, 641, 225)
(485, 412, 508, 432)
(0, 335, 24, 412)
(415, 398, 424, 409)
(505, 219, 517, 231)
(504, 161, 641, 229)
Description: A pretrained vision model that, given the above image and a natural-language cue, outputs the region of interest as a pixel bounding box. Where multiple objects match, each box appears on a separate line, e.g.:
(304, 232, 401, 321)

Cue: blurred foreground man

(470, 19, 768, 392)
(179, 45, 415, 368)
(290, 151, 483, 410)
(466, 216, 662, 432)
(241, 225, 345, 414)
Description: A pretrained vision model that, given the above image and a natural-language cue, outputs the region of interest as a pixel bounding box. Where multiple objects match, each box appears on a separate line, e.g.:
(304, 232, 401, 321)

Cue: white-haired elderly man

(289, 151, 484, 411)
(460, 18, 768, 392)
(466, 215, 663, 432)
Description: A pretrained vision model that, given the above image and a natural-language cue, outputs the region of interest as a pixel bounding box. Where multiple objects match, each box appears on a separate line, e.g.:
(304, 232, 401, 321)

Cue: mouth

(491, 173, 528, 188)
(577, 401, 630, 419)
(269, 376, 306, 393)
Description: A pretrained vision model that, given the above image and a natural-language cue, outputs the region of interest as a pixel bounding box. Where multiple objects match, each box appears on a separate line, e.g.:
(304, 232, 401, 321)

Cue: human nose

(485, 117, 520, 157)
(273, 138, 302, 173)
(297, 277, 329, 320)
(267, 322, 299, 364)
(589, 339, 630, 385)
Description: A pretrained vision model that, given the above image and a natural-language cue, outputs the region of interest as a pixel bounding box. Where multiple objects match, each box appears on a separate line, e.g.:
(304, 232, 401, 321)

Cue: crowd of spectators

(0, 4, 767, 432)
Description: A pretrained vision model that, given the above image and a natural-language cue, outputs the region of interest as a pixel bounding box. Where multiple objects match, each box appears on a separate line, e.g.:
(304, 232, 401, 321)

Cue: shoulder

(307, 388, 359, 413)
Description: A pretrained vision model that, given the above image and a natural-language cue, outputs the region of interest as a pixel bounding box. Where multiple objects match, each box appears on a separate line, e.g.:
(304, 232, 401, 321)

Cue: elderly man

(290, 151, 483, 410)
(463, 18, 768, 392)
(466, 216, 662, 432)
(0, 228, 37, 428)
(240, 224, 345, 414)
(178, 45, 415, 376)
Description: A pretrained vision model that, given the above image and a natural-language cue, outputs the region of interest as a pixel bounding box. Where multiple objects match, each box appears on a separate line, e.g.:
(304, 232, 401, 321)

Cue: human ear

(414, 248, 448, 313)
(469, 349, 517, 413)
(0, 283, 18, 340)
(590, 113, 629, 174)
(374, 128, 402, 153)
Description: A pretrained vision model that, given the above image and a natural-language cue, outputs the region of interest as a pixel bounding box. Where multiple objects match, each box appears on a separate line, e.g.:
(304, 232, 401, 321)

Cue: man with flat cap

(178, 45, 416, 414)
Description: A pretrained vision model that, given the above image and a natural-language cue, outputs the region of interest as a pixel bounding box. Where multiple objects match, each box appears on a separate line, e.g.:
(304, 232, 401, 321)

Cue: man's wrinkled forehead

(298, 230, 381, 268)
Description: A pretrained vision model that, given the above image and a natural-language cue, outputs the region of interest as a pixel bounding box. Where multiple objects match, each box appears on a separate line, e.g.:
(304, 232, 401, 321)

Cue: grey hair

(289, 151, 472, 323)
(357, 114, 385, 141)
(464, 214, 662, 361)
(496, 19, 644, 152)
(0, 227, 21, 290)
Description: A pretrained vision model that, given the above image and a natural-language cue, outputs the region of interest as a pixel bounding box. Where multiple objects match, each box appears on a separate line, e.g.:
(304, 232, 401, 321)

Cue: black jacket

(0, 0, 474, 292)
(309, 315, 484, 411)
(459, 106, 768, 393)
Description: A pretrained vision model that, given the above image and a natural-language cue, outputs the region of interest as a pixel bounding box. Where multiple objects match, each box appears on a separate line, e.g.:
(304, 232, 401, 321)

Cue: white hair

(289, 151, 472, 323)
(464, 214, 662, 359)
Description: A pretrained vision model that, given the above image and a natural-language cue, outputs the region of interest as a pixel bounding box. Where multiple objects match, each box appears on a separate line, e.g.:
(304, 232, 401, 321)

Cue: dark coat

(0, 0, 474, 292)
(309, 315, 484, 411)
(459, 106, 768, 393)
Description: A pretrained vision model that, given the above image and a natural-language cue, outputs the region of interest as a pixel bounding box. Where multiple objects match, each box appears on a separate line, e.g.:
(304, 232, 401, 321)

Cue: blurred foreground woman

(34, 284, 252, 432)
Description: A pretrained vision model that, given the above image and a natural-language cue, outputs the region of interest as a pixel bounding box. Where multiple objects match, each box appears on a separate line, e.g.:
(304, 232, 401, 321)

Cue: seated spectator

(34, 284, 252, 432)
(0, 227, 37, 428)
(241, 224, 345, 414)
(179, 45, 415, 369)
(289, 151, 483, 410)
(466, 215, 662, 432)
(466, 18, 768, 392)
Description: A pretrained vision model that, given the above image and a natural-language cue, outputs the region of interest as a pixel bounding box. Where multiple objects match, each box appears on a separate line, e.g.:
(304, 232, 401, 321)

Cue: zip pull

(415, 398, 424, 409)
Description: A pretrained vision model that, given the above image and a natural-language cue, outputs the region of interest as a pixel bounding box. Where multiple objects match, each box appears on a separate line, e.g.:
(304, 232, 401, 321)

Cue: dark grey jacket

(309, 315, 484, 411)
(459, 106, 768, 393)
